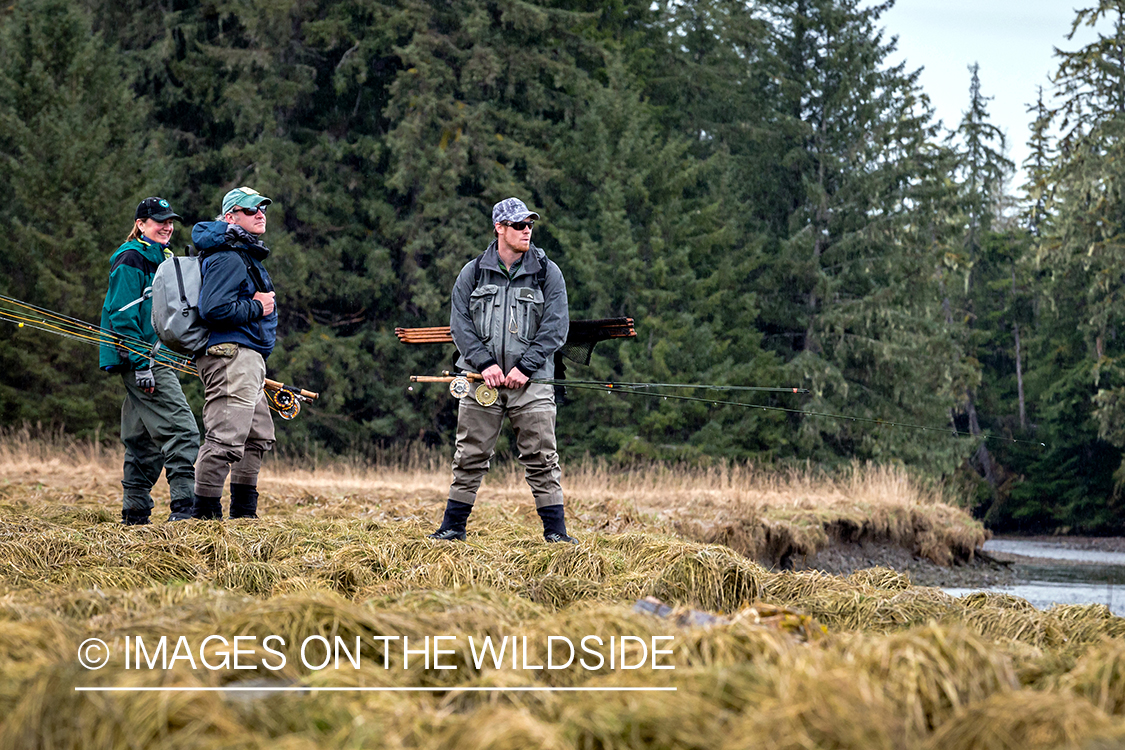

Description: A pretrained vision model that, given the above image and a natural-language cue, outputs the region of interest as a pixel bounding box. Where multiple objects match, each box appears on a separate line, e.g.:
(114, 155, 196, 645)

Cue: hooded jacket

(450, 241, 568, 379)
(191, 221, 278, 360)
(99, 236, 172, 370)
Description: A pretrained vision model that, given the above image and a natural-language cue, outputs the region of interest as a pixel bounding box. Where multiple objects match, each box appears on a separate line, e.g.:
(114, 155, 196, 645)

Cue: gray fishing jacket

(450, 240, 569, 379)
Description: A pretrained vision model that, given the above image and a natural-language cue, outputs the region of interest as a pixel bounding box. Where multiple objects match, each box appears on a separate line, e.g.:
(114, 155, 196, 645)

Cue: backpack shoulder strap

(474, 251, 548, 291)
(473, 253, 485, 287)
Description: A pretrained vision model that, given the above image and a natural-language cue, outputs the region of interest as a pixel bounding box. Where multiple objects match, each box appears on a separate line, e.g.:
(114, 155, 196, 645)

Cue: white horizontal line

(75, 686, 677, 693)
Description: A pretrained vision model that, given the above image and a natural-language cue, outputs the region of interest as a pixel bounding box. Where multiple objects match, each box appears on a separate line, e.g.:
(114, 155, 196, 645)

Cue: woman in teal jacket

(99, 198, 200, 525)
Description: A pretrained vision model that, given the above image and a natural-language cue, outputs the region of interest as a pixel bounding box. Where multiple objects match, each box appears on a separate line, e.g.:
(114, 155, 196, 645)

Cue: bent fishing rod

(409, 371, 1045, 446)
(0, 293, 318, 420)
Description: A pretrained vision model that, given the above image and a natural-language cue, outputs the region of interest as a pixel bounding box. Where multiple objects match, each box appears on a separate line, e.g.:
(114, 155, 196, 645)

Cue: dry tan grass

(0, 431, 986, 568)
(839, 622, 1019, 738)
(3, 434, 1123, 750)
(920, 689, 1120, 750)
(1059, 638, 1125, 715)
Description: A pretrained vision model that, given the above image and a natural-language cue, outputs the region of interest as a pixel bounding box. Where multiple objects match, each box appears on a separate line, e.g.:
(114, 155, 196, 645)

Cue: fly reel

(449, 376, 472, 399)
(410, 372, 498, 407)
(267, 387, 301, 420)
(474, 383, 499, 407)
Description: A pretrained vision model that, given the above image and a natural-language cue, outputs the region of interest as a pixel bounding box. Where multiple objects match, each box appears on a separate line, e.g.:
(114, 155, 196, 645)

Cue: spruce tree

(942, 63, 1014, 494)
(747, 0, 970, 470)
(0, 0, 149, 436)
(1017, 0, 1125, 528)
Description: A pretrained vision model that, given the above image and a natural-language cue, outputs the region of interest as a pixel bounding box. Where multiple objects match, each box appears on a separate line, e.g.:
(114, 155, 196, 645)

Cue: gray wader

(194, 345, 276, 500)
(450, 382, 563, 508)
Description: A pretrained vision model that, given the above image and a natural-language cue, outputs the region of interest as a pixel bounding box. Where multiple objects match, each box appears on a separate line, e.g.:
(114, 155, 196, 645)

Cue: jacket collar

(136, 235, 171, 261)
(192, 221, 270, 261)
(479, 240, 543, 277)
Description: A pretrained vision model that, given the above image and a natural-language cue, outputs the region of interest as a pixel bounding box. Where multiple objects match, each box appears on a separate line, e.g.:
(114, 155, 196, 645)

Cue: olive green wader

(119, 366, 200, 522)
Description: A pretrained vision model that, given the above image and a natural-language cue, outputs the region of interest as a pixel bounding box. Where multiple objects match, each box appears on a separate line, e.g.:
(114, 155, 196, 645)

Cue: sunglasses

(235, 205, 267, 216)
(502, 220, 534, 230)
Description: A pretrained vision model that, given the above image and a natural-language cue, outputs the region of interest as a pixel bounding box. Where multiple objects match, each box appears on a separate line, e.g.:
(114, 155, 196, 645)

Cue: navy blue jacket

(192, 221, 278, 360)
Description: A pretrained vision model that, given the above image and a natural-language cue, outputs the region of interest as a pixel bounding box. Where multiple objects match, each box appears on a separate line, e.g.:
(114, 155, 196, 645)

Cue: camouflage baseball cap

(222, 186, 272, 215)
(492, 197, 540, 224)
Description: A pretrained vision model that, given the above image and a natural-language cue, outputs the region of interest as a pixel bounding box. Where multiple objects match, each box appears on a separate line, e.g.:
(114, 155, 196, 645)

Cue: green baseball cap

(222, 186, 272, 215)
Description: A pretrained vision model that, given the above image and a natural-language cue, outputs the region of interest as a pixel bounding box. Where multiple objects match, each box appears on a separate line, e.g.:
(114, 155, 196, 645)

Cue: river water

(943, 539, 1125, 615)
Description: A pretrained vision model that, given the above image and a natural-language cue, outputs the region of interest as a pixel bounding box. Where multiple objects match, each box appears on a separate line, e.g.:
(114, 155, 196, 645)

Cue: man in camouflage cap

(429, 197, 577, 543)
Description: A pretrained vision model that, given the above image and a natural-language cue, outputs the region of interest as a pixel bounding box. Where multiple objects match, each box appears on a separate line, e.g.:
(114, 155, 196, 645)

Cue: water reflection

(942, 540, 1125, 616)
(984, 539, 1125, 566)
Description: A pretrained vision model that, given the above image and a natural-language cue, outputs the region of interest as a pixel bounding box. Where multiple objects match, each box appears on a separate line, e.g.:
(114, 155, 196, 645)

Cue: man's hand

(253, 291, 276, 316)
(135, 368, 156, 394)
(481, 364, 506, 388)
(504, 368, 529, 389)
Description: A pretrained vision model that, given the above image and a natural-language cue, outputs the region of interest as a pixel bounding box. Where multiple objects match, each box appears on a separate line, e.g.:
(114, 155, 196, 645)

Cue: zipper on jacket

(499, 278, 508, 372)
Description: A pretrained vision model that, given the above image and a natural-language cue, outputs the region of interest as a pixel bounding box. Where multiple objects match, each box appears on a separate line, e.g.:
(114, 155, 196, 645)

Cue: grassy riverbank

(6, 435, 1125, 749)
(0, 429, 988, 566)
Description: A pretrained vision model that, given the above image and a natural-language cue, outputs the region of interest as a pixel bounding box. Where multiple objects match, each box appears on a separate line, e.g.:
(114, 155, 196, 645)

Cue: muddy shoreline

(780, 539, 1015, 588)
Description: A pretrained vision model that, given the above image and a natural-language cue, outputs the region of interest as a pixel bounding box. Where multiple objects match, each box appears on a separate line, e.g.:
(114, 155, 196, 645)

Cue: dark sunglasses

(235, 205, 267, 216)
(502, 220, 534, 230)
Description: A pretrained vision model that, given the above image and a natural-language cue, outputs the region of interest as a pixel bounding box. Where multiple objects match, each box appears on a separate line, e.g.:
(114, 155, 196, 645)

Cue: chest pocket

(513, 285, 544, 344)
(469, 284, 500, 342)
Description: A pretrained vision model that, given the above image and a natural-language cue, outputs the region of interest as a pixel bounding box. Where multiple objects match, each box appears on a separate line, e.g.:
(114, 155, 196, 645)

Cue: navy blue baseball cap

(135, 197, 182, 222)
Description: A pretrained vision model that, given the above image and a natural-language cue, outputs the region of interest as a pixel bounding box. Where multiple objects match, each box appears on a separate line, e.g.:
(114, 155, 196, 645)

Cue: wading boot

(427, 499, 472, 541)
(168, 478, 196, 522)
(538, 504, 577, 544)
(229, 483, 259, 519)
(122, 509, 151, 526)
(168, 496, 194, 522)
(192, 494, 223, 520)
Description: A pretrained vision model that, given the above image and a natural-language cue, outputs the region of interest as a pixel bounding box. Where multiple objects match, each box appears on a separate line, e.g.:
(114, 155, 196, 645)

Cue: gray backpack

(151, 254, 210, 355)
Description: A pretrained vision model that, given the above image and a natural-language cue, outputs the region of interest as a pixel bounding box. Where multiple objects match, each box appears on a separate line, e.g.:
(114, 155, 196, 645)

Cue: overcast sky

(877, 1, 1100, 190)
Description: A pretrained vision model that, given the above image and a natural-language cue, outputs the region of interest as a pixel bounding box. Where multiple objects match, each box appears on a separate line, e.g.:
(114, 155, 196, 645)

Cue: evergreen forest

(2, 0, 1125, 533)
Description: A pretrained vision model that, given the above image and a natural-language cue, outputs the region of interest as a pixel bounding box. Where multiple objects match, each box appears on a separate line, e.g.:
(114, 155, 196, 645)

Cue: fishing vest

(458, 246, 557, 378)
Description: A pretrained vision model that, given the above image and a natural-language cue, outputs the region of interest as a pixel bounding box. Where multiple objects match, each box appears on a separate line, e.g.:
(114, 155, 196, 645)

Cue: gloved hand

(135, 368, 156, 394)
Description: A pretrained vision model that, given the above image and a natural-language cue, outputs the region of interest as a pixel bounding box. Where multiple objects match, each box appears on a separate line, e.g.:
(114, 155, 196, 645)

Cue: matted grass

(0, 434, 1122, 749)
(0, 426, 986, 566)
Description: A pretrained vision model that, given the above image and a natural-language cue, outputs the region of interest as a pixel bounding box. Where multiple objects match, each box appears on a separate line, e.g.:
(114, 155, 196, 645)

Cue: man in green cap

(189, 186, 278, 520)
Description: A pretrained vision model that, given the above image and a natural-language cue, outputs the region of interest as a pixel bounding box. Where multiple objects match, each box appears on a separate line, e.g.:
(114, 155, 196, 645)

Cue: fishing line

(532, 379, 1046, 447)
(0, 295, 317, 417)
(551, 379, 808, 394)
(414, 371, 1044, 446)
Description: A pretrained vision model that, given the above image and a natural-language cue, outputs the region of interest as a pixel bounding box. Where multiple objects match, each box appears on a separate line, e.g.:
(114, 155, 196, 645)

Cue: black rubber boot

(192, 494, 223, 520)
(427, 499, 472, 541)
(122, 509, 151, 526)
(168, 495, 194, 522)
(229, 483, 259, 519)
(538, 505, 577, 544)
